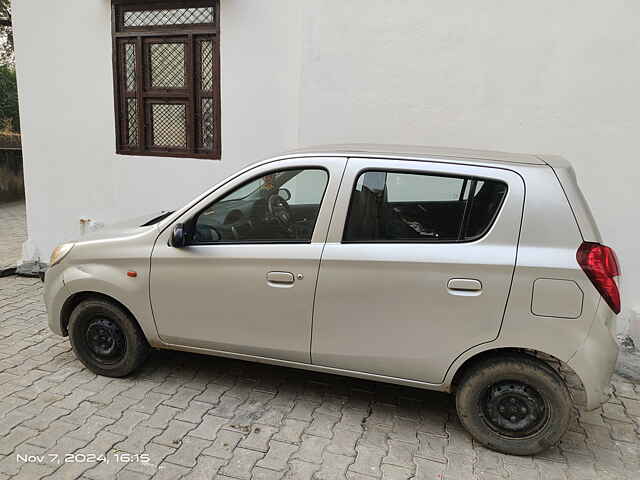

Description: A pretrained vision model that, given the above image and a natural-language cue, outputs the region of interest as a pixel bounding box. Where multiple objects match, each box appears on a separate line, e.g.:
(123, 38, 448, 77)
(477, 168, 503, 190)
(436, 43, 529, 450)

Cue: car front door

(150, 157, 346, 363)
(311, 157, 524, 383)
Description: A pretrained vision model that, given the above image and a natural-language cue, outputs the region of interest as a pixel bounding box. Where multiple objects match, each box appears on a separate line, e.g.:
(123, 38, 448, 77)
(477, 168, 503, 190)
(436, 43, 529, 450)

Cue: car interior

(344, 171, 507, 242)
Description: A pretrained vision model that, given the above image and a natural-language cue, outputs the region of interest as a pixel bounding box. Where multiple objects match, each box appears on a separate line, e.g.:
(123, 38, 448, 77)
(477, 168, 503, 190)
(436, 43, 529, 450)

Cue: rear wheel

(455, 355, 572, 455)
(68, 298, 149, 377)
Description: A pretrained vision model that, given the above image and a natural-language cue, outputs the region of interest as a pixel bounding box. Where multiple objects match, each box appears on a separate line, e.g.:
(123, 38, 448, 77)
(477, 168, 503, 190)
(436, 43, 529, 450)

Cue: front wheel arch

(60, 291, 143, 339)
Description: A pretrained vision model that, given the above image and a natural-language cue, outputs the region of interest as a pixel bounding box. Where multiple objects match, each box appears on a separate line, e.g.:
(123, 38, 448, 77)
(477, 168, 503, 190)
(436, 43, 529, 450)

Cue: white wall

(12, 1, 640, 322)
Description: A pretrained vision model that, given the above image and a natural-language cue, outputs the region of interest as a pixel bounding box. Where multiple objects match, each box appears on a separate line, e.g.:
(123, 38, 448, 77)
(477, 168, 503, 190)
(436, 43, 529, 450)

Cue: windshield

(219, 169, 302, 204)
(140, 211, 174, 226)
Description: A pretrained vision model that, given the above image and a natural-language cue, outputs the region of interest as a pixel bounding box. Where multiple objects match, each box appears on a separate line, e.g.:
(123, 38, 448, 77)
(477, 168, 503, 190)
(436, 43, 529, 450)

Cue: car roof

(281, 143, 546, 166)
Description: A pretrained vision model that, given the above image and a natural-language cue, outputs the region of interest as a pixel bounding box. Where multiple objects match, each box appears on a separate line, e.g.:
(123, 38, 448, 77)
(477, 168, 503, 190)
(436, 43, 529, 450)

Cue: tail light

(576, 242, 621, 314)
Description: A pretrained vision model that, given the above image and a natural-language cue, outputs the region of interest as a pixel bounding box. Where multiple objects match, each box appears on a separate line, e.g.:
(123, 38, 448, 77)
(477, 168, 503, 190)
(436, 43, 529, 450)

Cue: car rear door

(311, 157, 524, 383)
(150, 157, 346, 363)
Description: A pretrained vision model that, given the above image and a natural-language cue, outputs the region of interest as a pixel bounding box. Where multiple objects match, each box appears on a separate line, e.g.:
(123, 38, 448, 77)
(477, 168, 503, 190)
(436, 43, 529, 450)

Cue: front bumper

(568, 300, 619, 410)
(43, 265, 70, 336)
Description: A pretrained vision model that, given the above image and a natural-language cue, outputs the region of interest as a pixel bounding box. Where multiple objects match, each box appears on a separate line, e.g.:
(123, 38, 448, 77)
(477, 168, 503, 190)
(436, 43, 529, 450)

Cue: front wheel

(455, 355, 573, 455)
(68, 298, 149, 377)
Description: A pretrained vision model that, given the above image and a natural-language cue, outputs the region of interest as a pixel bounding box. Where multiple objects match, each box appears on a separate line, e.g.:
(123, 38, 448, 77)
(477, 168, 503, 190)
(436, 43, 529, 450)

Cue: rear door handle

(266, 271, 295, 284)
(448, 278, 482, 291)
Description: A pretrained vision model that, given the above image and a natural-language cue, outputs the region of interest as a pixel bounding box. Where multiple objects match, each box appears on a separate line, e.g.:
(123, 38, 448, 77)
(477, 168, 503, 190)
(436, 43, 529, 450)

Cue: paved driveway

(0, 276, 639, 480)
(0, 201, 26, 272)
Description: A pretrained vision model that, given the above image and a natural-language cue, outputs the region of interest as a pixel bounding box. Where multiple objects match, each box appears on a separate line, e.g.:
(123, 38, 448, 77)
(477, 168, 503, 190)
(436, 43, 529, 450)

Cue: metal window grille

(151, 104, 187, 148)
(124, 7, 214, 27)
(201, 40, 213, 91)
(201, 98, 214, 150)
(126, 99, 138, 145)
(125, 43, 136, 91)
(149, 43, 185, 88)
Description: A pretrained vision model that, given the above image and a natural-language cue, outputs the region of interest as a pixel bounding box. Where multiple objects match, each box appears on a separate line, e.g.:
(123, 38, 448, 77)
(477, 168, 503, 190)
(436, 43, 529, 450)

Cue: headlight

(49, 243, 75, 267)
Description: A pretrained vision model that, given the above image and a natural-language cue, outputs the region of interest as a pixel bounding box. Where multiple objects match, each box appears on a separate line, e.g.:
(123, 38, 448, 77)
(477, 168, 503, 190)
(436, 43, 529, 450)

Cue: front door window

(191, 168, 328, 244)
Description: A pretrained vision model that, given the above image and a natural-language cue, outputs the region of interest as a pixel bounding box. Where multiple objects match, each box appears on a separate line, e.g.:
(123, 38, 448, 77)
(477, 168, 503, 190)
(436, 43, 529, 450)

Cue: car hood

(77, 210, 173, 242)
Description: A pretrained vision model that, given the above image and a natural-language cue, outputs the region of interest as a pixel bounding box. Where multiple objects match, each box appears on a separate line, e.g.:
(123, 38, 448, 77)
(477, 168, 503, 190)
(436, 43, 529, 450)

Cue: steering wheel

(267, 193, 294, 231)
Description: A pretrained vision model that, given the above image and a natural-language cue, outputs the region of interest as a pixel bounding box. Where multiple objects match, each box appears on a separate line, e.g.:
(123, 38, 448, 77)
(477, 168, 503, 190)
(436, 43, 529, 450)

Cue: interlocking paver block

(252, 466, 285, 480)
(22, 405, 70, 431)
(384, 440, 416, 468)
(124, 441, 175, 476)
(164, 435, 211, 467)
(68, 416, 115, 442)
(292, 435, 331, 464)
(202, 429, 245, 459)
(381, 464, 413, 480)
(306, 412, 338, 439)
(181, 454, 226, 479)
(287, 401, 317, 422)
(256, 440, 298, 471)
(165, 387, 202, 409)
(240, 424, 278, 452)
(220, 447, 263, 479)
(0, 425, 38, 455)
(154, 419, 194, 448)
(189, 414, 228, 441)
(175, 400, 212, 424)
(143, 404, 180, 429)
(107, 410, 150, 436)
(349, 443, 385, 477)
(210, 395, 244, 419)
(28, 420, 77, 448)
(326, 426, 360, 457)
(314, 451, 353, 479)
(131, 392, 170, 415)
(273, 418, 308, 444)
(283, 459, 318, 480)
(117, 426, 162, 454)
(413, 456, 446, 480)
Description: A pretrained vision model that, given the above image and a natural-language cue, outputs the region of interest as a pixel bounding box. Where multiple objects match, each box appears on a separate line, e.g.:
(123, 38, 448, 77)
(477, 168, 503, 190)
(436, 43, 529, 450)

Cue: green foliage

(0, 0, 12, 66)
(0, 0, 18, 132)
(0, 64, 19, 132)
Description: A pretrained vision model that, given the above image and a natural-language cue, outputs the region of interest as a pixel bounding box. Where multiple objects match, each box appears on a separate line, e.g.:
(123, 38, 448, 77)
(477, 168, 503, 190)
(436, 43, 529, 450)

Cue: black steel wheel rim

(481, 380, 549, 438)
(84, 317, 126, 365)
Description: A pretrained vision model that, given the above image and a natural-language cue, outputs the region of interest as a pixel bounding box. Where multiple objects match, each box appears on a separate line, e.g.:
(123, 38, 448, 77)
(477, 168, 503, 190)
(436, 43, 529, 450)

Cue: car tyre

(455, 354, 572, 455)
(68, 298, 149, 377)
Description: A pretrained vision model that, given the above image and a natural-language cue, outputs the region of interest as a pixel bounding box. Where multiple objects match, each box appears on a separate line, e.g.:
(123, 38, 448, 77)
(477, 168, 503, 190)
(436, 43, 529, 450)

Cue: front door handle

(448, 278, 482, 291)
(266, 271, 295, 284)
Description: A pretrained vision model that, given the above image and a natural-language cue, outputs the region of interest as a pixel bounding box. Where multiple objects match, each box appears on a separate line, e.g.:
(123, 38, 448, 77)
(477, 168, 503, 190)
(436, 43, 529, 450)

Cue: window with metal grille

(112, 1, 220, 159)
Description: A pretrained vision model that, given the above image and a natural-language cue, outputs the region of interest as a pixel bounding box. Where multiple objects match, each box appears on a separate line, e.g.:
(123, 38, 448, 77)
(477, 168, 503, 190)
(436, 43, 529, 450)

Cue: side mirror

(278, 188, 292, 202)
(171, 223, 186, 248)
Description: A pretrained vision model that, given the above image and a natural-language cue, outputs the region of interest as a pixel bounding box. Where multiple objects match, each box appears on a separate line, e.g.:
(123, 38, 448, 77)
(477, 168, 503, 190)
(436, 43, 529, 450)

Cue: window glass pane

(192, 169, 329, 244)
(281, 169, 327, 205)
(201, 40, 213, 91)
(125, 43, 136, 91)
(386, 173, 463, 202)
(151, 104, 186, 148)
(124, 7, 215, 27)
(201, 98, 214, 150)
(150, 43, 185, 89)
(126, 98, 138, 145)
(466, 181, 508, 239)
(343, 170, 506, 242)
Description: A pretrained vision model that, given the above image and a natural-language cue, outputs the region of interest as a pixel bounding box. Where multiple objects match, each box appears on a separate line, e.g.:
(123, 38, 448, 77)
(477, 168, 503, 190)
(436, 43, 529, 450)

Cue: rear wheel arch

(449, 347, 585, 401)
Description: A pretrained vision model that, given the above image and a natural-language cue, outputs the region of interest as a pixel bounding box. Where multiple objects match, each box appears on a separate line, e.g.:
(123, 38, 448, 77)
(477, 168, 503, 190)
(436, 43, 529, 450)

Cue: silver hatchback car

(44, 145, 620, 455)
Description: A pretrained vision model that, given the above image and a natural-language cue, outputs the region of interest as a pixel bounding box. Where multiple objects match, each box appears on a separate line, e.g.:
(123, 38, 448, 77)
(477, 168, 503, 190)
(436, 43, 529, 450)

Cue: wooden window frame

(112, 0, 221, 160)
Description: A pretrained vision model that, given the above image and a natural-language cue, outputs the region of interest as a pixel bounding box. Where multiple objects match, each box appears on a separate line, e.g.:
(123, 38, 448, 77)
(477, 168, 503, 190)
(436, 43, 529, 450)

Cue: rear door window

(343, 170, 507, 242)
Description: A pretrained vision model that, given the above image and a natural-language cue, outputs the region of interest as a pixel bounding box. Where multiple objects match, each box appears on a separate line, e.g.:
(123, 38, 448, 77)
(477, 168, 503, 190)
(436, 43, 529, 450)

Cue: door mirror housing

(171, 223, 187, 248)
